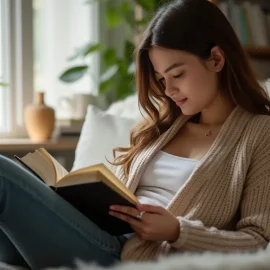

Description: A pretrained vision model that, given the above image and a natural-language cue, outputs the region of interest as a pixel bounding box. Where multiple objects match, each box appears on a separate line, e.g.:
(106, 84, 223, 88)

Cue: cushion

(72, 105, 138, 172)
(106, 94, 143, 120)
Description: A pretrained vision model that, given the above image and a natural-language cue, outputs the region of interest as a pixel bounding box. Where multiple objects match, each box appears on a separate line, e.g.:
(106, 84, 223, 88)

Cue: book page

(21, 152, 56, 186)
(55, 171, 99, 187)
(97, 165, 138, 205)
(38, 149, 68, 182)
(57, 164, 138, 205)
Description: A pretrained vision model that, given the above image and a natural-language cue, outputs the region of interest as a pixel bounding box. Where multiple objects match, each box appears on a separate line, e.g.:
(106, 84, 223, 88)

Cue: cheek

(187, 69, 217, 97)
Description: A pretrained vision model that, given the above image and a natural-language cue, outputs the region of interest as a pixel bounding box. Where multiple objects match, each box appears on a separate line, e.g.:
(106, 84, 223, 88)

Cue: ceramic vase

(24, 92, 55, 142)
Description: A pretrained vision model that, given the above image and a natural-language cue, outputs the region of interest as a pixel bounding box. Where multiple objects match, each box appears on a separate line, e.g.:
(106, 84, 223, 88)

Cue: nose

(164, 82, 178, 98)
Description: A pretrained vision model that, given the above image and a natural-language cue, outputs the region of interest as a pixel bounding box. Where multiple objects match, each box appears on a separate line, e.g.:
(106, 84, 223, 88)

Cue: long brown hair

(111, 0, 270, 178)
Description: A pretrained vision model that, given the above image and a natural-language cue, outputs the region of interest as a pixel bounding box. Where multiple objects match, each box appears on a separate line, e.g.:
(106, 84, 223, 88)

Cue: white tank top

(135, 151, 199, 207)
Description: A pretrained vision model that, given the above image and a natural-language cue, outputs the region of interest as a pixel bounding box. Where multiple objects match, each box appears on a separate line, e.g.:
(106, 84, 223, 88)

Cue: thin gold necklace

(190, 115, 218, 137)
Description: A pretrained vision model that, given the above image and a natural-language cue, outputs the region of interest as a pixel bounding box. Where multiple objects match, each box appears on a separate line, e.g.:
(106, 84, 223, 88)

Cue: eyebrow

(155, 63, 184, 74)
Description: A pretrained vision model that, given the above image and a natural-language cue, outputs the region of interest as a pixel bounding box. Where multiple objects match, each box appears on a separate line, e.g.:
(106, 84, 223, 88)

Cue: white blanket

(43, 246, 270, 270)
(2, 246, 269, 270)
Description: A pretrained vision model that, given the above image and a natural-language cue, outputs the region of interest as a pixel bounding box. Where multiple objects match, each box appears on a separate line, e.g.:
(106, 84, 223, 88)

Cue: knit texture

(116, 105, 270, 261)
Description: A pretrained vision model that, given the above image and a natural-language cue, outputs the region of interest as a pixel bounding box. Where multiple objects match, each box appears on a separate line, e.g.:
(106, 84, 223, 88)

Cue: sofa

(1, 94, 269, 270)
(55, 94, 270, 270)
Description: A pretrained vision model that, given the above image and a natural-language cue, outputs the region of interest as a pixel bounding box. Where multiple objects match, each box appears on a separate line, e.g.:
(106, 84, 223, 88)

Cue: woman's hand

(109, 203, 180, 242)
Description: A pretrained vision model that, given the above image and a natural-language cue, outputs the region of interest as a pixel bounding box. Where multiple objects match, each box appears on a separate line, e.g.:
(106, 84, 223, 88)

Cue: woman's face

(148, 46, 223, 116)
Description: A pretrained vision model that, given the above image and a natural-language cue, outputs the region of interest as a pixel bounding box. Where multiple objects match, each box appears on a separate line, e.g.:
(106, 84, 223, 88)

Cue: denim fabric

(0, 155, 127, 270)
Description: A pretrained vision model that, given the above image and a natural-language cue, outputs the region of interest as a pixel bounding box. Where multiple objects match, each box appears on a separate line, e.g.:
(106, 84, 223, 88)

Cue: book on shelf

(217, 0, 270, 48)
(14, 148, 138, 236)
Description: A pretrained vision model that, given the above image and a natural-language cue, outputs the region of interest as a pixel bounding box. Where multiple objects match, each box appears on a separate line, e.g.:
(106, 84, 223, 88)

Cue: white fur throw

(0, 246, 269, 270)
(43, 246, 270, 270)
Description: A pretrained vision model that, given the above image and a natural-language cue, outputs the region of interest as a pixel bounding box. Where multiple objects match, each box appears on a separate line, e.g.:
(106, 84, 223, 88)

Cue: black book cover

(15, 155, 134, 236)
(56, 182, 135, 235)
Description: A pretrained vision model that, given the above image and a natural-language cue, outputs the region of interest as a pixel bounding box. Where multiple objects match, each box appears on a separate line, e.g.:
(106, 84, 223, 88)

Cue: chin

(180, 107, 201, 116)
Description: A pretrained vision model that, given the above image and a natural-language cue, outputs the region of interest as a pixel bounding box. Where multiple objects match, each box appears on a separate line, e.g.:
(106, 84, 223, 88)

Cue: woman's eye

(173, 73, 183, 79)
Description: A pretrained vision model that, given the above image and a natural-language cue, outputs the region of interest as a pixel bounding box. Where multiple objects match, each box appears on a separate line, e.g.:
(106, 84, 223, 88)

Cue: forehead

(148, 46, 196, 73)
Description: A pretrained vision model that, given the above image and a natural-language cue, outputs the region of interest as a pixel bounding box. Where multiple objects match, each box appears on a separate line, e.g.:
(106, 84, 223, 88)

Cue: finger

(110, 205, 139, 217)
(140, 204, 165, 214)
(136, 202, 144, 210)
(109, 211, 143, 228)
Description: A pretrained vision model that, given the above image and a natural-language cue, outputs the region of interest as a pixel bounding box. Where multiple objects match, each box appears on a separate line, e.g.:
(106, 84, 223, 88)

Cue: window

(0, 0, 99, 137)
(33, 0, 100, 119)
(0, 0, 33, 138)
(0, 0, 9, 132)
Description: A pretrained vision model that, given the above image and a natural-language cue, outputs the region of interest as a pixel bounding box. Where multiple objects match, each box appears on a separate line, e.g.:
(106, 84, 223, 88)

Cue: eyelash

(158, 73, 183, 86)
(173, 73, 183, 79)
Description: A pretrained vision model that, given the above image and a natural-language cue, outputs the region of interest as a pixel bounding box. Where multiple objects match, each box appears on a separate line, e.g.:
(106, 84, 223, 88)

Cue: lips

(175, 98, 188, 106)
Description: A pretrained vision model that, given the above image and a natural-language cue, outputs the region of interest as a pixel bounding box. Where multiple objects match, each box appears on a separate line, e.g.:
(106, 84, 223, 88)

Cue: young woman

(1, 0, 269, 269)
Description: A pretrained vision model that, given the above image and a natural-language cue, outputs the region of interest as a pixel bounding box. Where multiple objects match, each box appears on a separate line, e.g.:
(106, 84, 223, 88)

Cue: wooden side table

(0, 137, 79, 171)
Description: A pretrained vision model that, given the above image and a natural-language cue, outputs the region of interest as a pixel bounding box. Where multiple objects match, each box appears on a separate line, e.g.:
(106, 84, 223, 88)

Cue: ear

(208, 46, 225, 73)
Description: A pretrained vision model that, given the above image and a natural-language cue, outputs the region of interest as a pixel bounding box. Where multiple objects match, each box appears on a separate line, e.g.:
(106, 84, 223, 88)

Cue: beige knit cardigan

(116, 105, 270, 261)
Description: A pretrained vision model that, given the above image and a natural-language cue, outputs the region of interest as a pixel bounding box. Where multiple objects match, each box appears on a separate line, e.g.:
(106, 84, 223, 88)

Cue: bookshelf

(210, 0, 270, 59)
(245, 47, 270, 59)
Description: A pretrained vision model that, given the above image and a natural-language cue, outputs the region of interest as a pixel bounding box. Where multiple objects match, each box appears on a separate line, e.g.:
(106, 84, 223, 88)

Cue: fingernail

(110, 206, 115, 210)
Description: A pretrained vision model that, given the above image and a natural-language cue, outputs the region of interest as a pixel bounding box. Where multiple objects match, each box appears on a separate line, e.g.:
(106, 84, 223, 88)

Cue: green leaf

(107, 8, 122, 28)
(83, 43, 103, 56)
(59, 65, 88, 83)
(135, 0, 155, 11)
(136, 18, 148, 26)
(115, 74, 135, 100)
(68, 42, 102, 61)
(104, 49, 117, 66)
(100, 65, 119, 82)
(123, 11, 136, 28)
(117, 59, 129, 75)
(120, 2, 135, 28)
(120, 1, 131, 13)
(100, 79, 114, 93)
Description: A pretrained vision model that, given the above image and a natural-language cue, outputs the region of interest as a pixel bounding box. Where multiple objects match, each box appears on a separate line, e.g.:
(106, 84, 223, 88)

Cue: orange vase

(24, 92, 55, 142)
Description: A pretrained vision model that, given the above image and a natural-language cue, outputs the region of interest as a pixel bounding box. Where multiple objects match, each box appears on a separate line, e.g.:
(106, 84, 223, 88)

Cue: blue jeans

(0, 155, 128, 269)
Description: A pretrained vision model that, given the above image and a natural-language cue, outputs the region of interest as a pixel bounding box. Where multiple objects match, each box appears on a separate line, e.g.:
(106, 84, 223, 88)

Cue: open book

(15, 148, 138, 235)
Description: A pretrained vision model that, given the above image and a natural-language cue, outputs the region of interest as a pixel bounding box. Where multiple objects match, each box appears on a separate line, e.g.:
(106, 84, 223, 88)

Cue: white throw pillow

(72, 105, 138, 172)
(106, 94, 144, 120)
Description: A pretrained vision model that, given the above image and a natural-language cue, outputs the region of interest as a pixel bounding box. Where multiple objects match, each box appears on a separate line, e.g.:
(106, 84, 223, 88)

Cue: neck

(199, 101, 236, 126)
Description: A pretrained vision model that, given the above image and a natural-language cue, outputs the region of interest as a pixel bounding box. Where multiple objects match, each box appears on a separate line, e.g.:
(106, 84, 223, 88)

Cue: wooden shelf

(209, 0, 270, 59)
(244, 46, 270, 59)
(0, 137, 79, 152)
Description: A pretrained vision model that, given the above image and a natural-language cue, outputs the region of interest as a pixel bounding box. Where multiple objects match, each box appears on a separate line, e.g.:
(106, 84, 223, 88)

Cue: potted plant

(59, 0, 172, 106)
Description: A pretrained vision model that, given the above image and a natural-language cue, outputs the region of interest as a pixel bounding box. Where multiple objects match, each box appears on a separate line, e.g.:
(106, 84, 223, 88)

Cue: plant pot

(24, 92, 55, 142)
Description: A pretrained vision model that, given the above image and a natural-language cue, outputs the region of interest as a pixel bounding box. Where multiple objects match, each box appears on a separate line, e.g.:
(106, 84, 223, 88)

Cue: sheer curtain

(0, 0, 33, 138)
(0, 0, 7, 131)
(33, 0, 100, 119)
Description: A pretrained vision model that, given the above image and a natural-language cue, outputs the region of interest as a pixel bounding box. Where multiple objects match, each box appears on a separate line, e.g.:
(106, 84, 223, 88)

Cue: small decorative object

(58, 93, 103, 119)
(24, 92, 55, 142)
